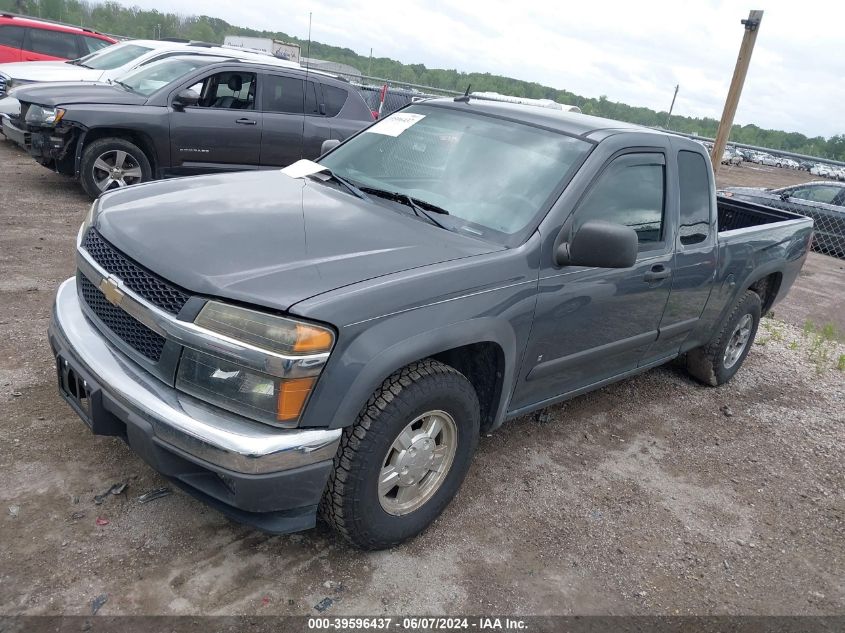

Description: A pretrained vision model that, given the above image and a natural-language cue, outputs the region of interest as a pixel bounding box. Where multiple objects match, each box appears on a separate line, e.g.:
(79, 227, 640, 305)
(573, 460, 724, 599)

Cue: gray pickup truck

(49, 99, 813, 549)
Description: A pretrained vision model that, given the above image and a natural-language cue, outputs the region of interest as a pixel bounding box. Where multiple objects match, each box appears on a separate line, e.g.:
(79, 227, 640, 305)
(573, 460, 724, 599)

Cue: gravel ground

(0, 141, 843, 616)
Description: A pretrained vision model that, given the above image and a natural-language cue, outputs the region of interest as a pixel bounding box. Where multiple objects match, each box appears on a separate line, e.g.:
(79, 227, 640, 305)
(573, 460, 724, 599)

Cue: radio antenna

(301, 11, 312, 157)
(453, 84, 471, 103)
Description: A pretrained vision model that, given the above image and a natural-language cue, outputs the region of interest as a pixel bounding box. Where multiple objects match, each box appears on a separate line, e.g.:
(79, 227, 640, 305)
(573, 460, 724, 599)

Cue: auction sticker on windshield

(366, 112, 426, 137)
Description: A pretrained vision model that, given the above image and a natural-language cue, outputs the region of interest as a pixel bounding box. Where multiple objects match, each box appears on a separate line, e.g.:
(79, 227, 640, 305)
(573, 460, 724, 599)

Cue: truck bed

(717, 196, 805, 233)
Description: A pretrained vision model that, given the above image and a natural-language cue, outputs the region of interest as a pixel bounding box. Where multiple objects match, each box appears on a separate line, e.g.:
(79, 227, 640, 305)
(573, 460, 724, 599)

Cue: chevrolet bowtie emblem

(99, 277, 124, 307)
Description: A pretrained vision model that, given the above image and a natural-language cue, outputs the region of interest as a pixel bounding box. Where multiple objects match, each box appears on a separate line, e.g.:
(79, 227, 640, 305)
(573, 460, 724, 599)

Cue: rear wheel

(686, 290, 762, 386)
(80, 137, 151, 199)
(320, 359, 480, 550)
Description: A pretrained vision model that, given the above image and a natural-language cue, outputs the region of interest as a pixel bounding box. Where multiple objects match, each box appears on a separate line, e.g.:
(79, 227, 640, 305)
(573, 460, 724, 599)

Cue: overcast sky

(131, 0, 843, 138)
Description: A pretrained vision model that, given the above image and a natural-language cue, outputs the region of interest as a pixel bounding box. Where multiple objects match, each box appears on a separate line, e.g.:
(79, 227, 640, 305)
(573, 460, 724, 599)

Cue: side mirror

(779, 191, 790, 201)
(320, 138, 341, 155)
(173, 89, 200, 110)
(555, 220, 638, 268)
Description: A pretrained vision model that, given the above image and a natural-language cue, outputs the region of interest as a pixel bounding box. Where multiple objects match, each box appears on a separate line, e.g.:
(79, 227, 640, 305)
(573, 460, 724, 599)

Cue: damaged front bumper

(29, 126, 75, 164)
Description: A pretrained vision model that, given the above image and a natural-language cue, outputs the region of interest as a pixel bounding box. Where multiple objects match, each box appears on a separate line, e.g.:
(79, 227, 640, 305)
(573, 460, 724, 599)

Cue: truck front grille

(79, 275, 166, 362)
(82, 229, 190, 315)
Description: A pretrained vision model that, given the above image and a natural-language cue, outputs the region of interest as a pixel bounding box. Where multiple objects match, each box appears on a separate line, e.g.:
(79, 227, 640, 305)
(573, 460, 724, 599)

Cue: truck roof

(426, 97, 653, 142)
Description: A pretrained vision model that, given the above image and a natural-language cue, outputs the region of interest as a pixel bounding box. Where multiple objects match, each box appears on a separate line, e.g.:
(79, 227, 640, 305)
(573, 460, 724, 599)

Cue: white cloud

(130, 0, 843, 137)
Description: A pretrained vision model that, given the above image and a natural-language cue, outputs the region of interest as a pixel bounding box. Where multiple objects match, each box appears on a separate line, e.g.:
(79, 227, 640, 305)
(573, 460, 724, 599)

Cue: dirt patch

(0, 141, 843, 616)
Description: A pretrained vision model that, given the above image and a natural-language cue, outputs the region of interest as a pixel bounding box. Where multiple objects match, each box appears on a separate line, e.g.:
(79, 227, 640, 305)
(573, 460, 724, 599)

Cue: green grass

(800, 320, 844, 373)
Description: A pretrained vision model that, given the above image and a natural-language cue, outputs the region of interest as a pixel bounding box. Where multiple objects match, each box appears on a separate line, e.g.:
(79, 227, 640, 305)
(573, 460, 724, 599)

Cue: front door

(510, 151, 675, 411)
(168, 70, 262, 176)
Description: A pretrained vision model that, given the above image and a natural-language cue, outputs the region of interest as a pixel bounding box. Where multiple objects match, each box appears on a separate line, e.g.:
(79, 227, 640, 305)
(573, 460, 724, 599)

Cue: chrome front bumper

(49, 277, 341, 476)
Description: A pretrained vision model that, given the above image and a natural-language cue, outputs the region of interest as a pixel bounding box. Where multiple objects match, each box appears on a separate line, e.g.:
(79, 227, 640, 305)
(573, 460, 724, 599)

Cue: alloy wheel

(92, 150, 143, 192)
(378, 410, 458, 516)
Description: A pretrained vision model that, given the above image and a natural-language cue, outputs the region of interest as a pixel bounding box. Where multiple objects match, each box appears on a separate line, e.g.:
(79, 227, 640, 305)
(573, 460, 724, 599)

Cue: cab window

(575, 153, 666, 246)
(789, 185, 841, 205)
(195, 72, 256, 110)
(25, 28, 79, 58)
(0, 25, 25, 49)
(262, 74, 320, 115)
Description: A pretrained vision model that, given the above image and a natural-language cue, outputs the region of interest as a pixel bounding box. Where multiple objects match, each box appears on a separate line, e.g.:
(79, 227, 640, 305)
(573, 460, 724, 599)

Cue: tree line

(4, 0, 843, 160)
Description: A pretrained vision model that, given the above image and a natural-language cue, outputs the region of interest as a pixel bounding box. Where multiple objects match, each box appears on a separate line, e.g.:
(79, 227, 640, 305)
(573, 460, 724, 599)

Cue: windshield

(81, 43, 153, 70)
(319, 104, 592, 243)
(117, 57, 212, 97)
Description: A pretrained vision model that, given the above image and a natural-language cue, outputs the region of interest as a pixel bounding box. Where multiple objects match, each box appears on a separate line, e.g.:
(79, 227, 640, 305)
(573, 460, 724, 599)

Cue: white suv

(0, 39, 298, 98)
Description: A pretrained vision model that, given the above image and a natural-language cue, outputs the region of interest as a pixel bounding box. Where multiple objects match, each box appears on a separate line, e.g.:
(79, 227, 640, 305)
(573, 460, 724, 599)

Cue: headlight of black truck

(176, 301, 334, 426)
(25, 104, 66, 126)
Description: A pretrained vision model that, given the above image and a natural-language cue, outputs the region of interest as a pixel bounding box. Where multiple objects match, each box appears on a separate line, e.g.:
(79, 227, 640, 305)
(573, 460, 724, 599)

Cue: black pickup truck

(49, 99, 813, 549)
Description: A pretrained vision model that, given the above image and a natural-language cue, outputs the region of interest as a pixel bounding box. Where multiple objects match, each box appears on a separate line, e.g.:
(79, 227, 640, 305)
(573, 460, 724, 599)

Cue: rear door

(258, 71, 306, 167)
(168, 69, 262, 175)
(648, 144, 717, 360)
(0, 25, 25, 63)
(510, 149, 675, 411)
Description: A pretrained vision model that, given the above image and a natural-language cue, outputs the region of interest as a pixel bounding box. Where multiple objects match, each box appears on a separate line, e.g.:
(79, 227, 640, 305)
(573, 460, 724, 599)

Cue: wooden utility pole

(665, 84, 679, 129)
(711, 10, 764, 174)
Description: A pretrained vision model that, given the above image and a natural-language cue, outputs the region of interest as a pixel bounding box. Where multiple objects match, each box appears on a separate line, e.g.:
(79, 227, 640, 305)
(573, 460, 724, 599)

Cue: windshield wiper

(359, 186, 450, 230)
(307, 168, 369, 201)
(112, 79, 135, 93)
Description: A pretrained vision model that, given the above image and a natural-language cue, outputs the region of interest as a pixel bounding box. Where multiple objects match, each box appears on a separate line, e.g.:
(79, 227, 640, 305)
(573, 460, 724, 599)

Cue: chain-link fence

(329, 72, 458, 116)
(745, 191, 845, 259)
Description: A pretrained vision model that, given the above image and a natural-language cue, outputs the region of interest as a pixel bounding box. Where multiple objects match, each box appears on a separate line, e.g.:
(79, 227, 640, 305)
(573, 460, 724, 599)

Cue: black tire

(80, 137, 151, 200)
(321, 359, 480, 550)
(686, 290, 762, 386)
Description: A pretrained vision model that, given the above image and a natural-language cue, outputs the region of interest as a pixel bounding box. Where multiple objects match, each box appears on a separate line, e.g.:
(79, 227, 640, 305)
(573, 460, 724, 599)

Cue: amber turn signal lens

(277, 377, 317, 421)
(293, 324, 334, 353)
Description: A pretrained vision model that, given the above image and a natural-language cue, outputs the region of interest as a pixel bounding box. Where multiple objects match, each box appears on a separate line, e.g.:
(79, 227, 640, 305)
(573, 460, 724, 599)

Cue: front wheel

(80, 137, 151, 199)
(686, 290, 762, 386)
(321, 359, 480, 550)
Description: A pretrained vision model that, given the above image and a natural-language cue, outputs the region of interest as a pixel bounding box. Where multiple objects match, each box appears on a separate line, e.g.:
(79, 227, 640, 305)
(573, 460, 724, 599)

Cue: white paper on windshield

(366, 112, 426, 137)
(280, 159, 327, 179)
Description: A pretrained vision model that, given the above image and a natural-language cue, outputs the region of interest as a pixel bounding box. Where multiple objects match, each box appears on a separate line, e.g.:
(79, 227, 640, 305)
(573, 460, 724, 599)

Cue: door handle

(643, 264, 671, 282)
(235, 118, 257, 125)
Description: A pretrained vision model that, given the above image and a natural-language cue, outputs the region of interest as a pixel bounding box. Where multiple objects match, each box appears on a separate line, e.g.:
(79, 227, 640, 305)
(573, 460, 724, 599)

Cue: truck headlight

(79, 201, 98, 242)
(175, 302, 334, 426)
(25, 104, 65, 126)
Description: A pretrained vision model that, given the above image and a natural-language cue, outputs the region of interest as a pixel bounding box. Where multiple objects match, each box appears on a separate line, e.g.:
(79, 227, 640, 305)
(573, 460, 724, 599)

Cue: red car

(0, 13, 115, 63)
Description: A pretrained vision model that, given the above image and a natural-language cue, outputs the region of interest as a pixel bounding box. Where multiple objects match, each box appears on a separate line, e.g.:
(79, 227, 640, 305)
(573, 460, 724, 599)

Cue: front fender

(299, 296, 534, 431)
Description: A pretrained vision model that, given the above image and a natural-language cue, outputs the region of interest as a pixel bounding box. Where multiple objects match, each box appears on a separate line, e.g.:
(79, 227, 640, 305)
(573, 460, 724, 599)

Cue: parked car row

(0, 38, 302, 101)
(1, 43, 373, 198)
(810, 162, 845, 181)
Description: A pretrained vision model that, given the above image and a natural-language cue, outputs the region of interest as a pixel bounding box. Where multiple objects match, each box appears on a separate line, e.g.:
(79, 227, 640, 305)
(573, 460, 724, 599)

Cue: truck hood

(16, 82, 144, 107)
(0, 62, 104, 83)
(94, 170, 501, 312)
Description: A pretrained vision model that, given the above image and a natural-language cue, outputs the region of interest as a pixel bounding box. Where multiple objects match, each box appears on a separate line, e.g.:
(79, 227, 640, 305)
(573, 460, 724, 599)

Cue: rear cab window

(677, 150, 713, 246)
